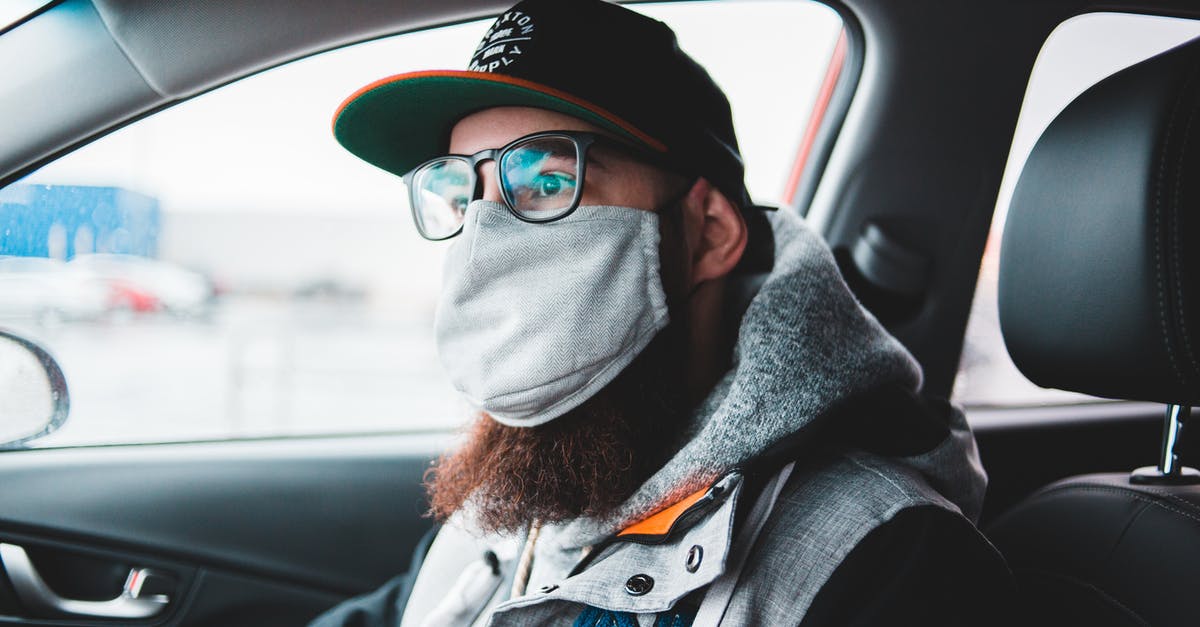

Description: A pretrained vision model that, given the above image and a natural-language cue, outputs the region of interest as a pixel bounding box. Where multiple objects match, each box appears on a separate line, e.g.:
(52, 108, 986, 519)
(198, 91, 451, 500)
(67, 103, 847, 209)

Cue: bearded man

(313, 0, 1014, 625)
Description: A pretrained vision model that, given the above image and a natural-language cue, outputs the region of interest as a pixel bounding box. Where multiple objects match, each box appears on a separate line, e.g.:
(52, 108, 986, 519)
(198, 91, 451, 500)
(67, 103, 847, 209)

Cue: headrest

(999, 36, 1200, 405)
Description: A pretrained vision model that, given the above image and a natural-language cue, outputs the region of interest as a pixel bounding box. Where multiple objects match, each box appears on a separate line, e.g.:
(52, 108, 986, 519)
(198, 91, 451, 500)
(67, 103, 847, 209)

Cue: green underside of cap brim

(334, 74, 650, 178)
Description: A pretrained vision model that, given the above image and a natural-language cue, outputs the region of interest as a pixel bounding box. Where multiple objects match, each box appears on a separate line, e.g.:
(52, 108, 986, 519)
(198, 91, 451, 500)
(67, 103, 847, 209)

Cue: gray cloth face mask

(434, 200, 670, 427)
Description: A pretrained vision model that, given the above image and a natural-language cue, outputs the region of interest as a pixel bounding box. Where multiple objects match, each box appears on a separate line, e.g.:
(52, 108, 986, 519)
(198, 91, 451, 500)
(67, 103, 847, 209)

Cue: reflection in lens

(500, 137, 580, 220)
(414, 159, 471, 239)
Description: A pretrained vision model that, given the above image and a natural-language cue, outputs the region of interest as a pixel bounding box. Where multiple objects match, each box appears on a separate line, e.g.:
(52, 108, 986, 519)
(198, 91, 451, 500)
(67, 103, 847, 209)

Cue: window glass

(0, 0, 51, 31)
(954, 13, 1200, 408)
(1, 1, 844, 447)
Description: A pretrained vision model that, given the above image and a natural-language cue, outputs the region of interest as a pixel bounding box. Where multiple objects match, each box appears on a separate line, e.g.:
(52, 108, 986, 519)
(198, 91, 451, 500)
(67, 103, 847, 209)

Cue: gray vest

(400, 209, 988, 625)
(402, 428, 979, 626)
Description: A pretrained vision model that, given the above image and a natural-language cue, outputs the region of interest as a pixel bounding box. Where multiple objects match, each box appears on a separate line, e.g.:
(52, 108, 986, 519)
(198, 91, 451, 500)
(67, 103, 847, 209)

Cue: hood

(553, 208, 987, 548)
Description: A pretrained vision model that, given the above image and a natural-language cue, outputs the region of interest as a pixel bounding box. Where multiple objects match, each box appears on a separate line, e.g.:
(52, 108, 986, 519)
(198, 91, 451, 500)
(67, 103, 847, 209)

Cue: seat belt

(692, 460, 796, 627)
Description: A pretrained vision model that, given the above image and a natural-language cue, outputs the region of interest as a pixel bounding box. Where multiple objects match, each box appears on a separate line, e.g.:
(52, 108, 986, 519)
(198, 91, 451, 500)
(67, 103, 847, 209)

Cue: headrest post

(1160, 405, 1191, 476)
(1131, 405, 1200, 485)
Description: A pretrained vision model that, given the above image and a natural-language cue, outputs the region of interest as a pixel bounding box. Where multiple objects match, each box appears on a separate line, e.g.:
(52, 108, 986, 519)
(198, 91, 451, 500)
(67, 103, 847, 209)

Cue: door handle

(0, 543, 170, 619)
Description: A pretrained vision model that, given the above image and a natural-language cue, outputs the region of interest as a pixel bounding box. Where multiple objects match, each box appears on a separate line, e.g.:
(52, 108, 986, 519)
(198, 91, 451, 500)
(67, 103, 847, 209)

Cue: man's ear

(682, 178, 748, 288)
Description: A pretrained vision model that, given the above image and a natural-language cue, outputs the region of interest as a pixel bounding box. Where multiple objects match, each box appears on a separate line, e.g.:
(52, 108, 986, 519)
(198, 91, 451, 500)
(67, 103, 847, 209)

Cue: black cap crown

(466, 0, 750, 207)
(334, 0, 753, 209)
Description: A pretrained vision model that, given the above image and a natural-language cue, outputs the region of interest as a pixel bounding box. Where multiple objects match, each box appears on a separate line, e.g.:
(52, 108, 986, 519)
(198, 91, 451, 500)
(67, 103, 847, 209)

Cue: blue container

(0, 184, 160, 259)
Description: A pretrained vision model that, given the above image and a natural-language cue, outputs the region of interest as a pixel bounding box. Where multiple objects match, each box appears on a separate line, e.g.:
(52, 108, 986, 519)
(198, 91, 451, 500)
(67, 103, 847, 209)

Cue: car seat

(985, 35, 1200, 627)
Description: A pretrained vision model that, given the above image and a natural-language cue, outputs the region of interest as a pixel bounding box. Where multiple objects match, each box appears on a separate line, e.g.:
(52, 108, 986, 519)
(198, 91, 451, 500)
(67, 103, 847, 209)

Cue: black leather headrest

(999, 36, 1200, 405)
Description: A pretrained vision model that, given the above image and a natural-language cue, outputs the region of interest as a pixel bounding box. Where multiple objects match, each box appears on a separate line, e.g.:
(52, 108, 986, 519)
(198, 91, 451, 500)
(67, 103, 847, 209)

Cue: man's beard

(424, 321, 693, 535)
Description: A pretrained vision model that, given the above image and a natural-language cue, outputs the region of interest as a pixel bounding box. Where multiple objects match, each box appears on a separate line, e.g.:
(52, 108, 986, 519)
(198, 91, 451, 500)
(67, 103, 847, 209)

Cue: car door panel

(0, 534, 337, 627)
(0, 435, 448, 625)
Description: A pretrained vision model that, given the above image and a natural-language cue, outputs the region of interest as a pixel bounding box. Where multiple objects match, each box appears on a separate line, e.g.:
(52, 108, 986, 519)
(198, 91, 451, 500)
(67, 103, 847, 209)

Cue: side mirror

(0, 329, 69, 449)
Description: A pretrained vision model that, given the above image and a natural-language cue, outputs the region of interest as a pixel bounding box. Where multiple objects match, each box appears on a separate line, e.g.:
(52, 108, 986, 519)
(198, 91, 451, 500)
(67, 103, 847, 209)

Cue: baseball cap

(332, 0, 758, 209)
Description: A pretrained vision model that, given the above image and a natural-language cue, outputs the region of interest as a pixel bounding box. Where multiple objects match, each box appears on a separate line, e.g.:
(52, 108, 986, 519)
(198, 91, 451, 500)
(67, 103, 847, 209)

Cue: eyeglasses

(402, 130, 672, 241)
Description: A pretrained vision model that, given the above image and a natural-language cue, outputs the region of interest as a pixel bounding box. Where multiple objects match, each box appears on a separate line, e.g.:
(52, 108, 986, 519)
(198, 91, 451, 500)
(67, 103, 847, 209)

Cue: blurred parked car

(0, 256, 109, 323)
(67, 254, 214, 318)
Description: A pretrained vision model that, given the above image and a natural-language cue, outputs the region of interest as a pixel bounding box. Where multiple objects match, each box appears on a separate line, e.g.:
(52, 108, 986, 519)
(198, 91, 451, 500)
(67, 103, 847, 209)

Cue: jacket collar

(489, 472, 744, 621)
(614, 479, 726, 544)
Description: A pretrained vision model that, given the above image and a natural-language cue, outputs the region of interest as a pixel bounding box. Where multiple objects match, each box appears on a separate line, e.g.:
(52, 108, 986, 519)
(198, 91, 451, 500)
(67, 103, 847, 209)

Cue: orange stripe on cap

(331, 69, 668, 153)
(618, 485, 710, 538)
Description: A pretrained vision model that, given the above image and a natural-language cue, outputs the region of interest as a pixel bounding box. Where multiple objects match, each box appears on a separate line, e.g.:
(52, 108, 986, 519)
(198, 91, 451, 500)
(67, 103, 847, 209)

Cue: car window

(0, 1, 51, 31)
(954, 12, 1200, 408)
(1, 1, 845, 447)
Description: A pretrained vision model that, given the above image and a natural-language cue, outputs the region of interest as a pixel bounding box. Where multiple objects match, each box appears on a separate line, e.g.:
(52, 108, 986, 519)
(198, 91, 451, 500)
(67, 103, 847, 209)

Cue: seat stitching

(1101, 591, 1151, 626)
(1129, 486, 1200, 513)
(1155, 69, 1188, 388)
(1056, 479, 1200, 512)
(1031, 484, 1200, 526)
(1018, 567, 1151, 627)
(1037, 482, 1200, 507)
(1100, 501, 1151, 574)
(1169, 65, 1200, 384)
(992, 480, 1200, 530)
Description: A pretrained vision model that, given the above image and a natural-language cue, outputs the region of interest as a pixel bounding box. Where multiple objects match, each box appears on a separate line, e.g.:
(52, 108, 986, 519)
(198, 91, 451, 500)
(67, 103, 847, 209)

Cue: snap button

(624, 574, 654, 596)
(538, 584, 559, 594)
(685, 545, 703, 572)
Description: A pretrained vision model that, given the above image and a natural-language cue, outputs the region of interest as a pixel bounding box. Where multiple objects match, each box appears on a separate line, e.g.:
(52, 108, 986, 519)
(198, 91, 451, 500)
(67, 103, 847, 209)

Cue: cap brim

(332, 70, 667, 178)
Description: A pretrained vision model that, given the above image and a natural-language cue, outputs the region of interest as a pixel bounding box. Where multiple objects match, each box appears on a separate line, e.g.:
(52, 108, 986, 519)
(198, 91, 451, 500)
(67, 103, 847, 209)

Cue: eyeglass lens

(410, 135, 584, 239)
(412, 159, 472, 240)
(499, 136, 581, 221)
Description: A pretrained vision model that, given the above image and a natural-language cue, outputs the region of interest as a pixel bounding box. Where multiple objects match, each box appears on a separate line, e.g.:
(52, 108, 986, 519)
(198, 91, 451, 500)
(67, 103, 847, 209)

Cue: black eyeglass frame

(401, 130, 682, 241)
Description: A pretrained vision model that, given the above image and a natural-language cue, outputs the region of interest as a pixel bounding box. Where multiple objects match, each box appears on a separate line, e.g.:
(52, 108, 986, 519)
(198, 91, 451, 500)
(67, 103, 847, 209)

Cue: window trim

(788, 2, 865, 216)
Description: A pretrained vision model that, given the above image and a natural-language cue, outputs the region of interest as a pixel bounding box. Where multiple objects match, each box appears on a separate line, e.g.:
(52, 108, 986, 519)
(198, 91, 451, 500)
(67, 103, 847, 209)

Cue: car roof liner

(89, 0, 509, 99)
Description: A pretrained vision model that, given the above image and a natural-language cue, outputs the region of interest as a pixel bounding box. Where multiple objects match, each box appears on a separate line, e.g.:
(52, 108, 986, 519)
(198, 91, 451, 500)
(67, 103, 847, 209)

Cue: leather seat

(990, 474, 1200, 626)
(985, 35, 1200, 627)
